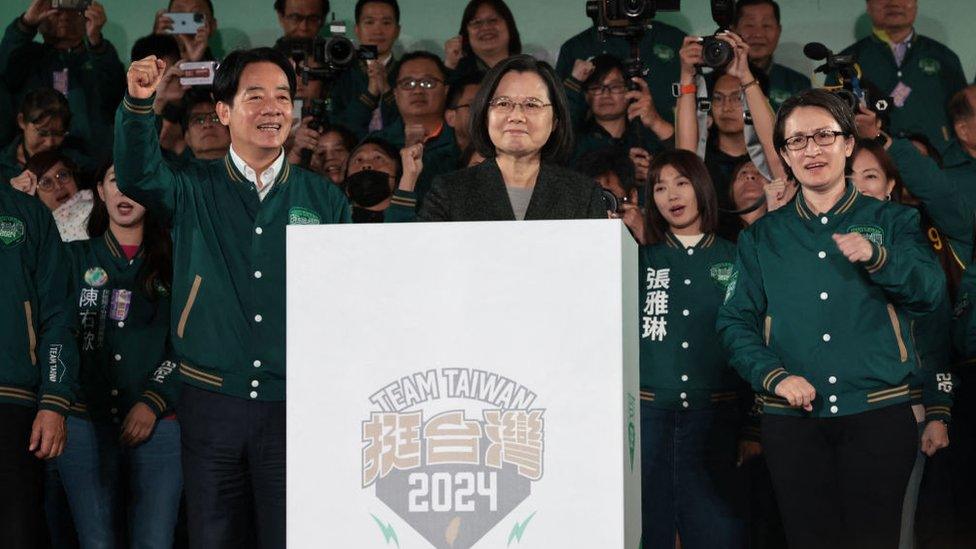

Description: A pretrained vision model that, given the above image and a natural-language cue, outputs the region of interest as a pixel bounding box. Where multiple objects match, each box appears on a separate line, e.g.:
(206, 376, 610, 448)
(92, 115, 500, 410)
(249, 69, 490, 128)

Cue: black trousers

(0, 404, 44, 549)
(180, 385, 286, 549)
(762, 404, 918, 549)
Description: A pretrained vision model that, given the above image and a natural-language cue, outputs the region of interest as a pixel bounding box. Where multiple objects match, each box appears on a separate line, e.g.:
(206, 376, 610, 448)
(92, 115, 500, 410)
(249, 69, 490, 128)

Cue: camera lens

(600, 189, 618, 213)
(623, 0, 647, 18)
(194, 13, 204, 23)
(325, 37, 355, 67)
(702, 37, 733, 68)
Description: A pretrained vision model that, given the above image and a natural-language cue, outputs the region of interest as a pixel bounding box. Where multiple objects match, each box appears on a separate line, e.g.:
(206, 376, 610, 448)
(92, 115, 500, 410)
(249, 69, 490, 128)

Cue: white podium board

(287, 220, 640, 548)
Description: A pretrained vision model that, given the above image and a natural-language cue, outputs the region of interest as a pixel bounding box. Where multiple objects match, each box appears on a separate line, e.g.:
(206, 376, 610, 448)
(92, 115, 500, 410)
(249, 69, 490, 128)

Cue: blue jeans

(640, 403, 748, 549)
(52, 415, 183, 549)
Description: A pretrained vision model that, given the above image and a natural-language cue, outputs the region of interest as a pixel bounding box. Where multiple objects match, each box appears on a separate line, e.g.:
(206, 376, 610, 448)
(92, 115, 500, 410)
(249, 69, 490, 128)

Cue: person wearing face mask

(718, 89, 946, 549)
(10, 151, 92, 242)
(387, 54, 604, 222)
(1, 0, 124, 165)
(849, 138, 953, 549)
(329, 0, 402, 138)
(342, 137, 400, 222)
(1, 88, 95, 185)
(116, 47, 350, 548)
(639, 149, 752, 549)
(443, 0, 520, 85)
(730, 0, 810, 112)
(50, 163, 181, 549)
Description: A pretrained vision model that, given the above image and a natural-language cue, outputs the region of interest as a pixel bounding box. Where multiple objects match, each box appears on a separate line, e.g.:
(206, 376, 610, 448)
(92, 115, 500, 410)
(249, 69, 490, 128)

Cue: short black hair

(168, 0, 215, 18)
(773, 89, 856, 178)
(274, 0, 330, 16)
(19, 87, 71, 127)
(469, 54, 575, 163)
(947, 87, 975, 126)
(321, 123, 359, 154)
(213, 47, 297, 105)
(446, 71, 483, 109)
(354, 0, 400, 24)
(130, 33, 181, 63)
(575, 146, 637, 192)
(581, 53, 626, 91)
(394, 51, 448, 82)
(459, 0, 521, 58)
(346, 136, 402, 180)
(734, 0, 781, 26)
(180, 88, 218, 131)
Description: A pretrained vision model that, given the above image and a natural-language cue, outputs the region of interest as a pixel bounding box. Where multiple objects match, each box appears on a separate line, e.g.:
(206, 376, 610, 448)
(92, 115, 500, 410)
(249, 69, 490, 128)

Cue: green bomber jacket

(0, 184, 78, 413)
(67, 232, 180, 421)
(717, 183, 946, 418)
(114, 94, 351, 402)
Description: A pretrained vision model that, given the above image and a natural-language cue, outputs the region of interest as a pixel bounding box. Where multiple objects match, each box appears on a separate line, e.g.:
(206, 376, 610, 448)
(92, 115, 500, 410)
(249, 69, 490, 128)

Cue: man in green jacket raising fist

(116, 48, 350, 548)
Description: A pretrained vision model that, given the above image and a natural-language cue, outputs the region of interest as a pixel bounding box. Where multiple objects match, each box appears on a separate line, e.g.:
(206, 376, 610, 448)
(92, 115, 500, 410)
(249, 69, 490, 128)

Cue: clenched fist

(127, 56, 168, 100)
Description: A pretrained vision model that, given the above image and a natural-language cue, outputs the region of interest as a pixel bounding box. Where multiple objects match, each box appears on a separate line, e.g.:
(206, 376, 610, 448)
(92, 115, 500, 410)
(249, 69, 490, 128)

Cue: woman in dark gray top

(387, 54, 606, 222)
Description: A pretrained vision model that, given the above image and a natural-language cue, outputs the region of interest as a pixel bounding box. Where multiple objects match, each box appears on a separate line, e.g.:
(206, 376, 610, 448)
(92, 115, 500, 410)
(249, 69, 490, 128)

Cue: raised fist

(127, 56, 167, 100)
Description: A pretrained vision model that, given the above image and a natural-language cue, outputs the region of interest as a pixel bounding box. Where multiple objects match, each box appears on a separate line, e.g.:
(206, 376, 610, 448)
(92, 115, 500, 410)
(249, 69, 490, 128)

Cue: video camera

(585, 0, 680, 38)
(804, 42, 892, 115)
(275, 36, 378, 86)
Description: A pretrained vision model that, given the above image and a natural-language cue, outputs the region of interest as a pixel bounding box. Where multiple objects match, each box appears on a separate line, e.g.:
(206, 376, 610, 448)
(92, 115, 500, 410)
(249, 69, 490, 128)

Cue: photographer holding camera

(1, 0, 124, 165)
(730, 0, 810, 111)
(152, 0, 217, 63)
(329, 0, 401, 138)
(835, 0, 966, 148)
(556, 0, 686, 127)
(675, 30, 785, 238)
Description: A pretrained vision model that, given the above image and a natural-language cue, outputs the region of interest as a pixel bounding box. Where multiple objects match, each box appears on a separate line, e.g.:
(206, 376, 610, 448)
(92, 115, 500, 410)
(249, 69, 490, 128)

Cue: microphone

(803, 42, 831, 61)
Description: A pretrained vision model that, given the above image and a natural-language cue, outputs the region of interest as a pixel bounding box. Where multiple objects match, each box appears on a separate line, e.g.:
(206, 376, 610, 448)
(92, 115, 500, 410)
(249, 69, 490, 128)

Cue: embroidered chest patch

(723, 271, 739, 305)
(709, 262, 734, 289)
(84, 267, 109, 287)
(653, 44, 675, 62)
(847, 224, 884, 247)
(0, 215, 25, 247)
(918, 57, 941, 76)
(288, 206, 321, 225)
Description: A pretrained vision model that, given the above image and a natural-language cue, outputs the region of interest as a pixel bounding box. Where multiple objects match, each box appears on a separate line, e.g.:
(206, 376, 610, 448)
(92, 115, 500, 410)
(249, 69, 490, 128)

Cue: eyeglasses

(586, 83, 628, 95)
(783, 130, 849, 151)
(34, 128, 68, 139)
(488, 97, 552, 115)
(396, 78, 443, 91)
(189, 113, 221, 127)
(467, 16, 502, 31)
(38, 169, 73, 192)
(283, 13, 323, 26)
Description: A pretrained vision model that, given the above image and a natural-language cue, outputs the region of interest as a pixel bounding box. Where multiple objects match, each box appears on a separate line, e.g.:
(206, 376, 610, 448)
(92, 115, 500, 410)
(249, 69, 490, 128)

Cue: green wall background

(2, 0, 973, 85)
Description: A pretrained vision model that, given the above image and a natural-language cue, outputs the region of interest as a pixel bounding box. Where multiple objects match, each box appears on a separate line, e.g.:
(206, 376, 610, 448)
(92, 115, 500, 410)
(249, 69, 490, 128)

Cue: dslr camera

(698, 0, 736, 69)
(51, 0, 91, 10)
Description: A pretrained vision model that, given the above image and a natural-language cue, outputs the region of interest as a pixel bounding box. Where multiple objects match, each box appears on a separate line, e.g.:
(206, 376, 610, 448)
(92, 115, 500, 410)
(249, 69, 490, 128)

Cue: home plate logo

(362, 368, 546, 548)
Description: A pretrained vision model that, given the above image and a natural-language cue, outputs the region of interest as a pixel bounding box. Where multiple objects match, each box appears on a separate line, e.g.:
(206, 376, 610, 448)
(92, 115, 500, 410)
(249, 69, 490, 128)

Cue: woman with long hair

(52, 163, 182, 548)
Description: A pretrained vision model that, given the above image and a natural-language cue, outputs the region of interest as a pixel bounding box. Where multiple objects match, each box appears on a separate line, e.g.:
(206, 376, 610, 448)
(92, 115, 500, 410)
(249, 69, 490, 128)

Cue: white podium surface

(287, 220, 640, 548)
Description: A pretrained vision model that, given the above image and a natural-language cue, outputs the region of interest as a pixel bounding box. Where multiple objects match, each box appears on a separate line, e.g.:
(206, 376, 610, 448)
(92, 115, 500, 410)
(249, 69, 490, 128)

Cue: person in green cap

(718, 88, 946, 549)
(116, 46, 350, 547)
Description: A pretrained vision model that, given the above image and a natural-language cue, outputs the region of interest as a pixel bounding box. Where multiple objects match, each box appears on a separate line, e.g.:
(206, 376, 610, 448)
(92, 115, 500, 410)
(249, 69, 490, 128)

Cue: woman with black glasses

(718, 89, 946, 549)
(388, 54, 605, 222)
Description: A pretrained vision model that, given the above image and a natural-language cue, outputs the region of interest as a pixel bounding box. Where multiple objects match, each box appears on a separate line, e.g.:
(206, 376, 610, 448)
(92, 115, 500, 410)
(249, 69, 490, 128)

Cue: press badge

(108, 289, 132, 321)
(891, 82, 912, 108)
